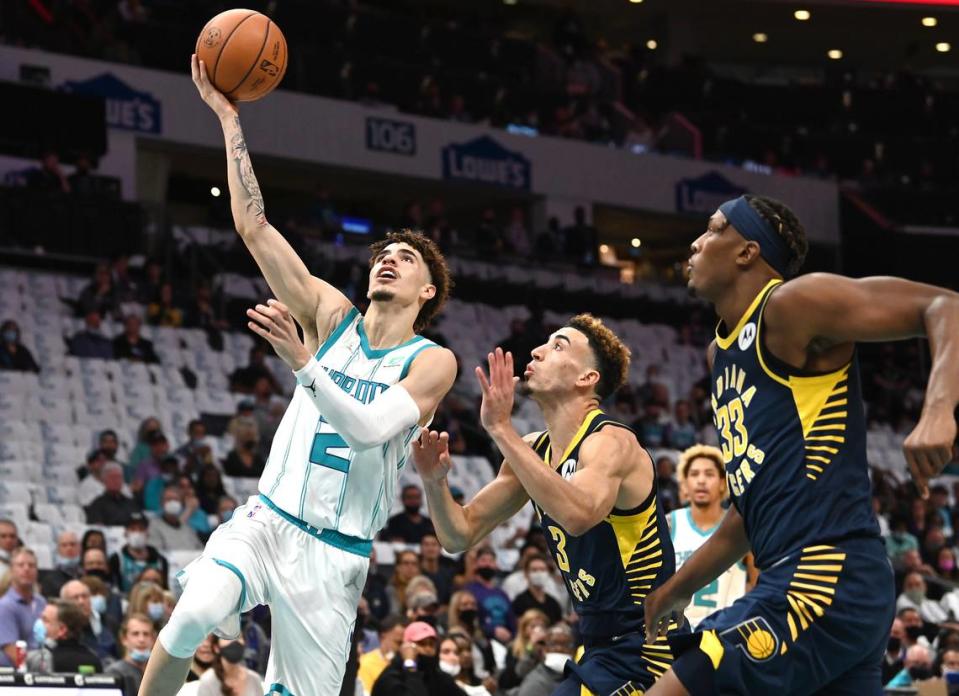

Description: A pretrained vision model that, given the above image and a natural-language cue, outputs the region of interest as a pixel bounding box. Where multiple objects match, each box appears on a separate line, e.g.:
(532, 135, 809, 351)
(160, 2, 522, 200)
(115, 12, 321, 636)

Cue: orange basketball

(196, 9, 287, 102)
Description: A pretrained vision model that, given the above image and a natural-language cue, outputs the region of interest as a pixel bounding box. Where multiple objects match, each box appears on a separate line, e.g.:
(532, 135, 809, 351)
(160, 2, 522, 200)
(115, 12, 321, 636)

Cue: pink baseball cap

(403, 621, 437, 643)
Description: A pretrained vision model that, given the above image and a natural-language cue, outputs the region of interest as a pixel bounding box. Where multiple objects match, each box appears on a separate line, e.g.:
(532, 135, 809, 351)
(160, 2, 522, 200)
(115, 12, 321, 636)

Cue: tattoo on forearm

(228, 116, 267, 226)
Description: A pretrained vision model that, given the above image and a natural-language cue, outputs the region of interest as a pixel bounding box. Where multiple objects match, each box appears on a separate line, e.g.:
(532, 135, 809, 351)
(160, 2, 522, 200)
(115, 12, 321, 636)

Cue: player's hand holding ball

(191, 53, 236, 120)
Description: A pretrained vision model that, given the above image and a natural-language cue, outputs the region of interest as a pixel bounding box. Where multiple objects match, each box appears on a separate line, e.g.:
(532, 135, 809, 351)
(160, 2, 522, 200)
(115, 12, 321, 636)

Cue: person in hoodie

(371, 621, 462, 696)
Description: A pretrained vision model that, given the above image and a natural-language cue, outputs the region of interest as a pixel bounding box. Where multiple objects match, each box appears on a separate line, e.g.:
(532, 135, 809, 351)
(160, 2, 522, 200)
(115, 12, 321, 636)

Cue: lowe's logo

(62, 73, 162, 134)
(676, 171, 746, 214)
(442, 135, 530, 190)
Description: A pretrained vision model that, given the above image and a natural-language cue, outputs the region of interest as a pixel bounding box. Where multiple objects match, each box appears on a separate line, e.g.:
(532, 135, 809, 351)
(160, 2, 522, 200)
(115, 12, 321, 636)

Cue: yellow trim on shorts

(699, 629, 725, 670)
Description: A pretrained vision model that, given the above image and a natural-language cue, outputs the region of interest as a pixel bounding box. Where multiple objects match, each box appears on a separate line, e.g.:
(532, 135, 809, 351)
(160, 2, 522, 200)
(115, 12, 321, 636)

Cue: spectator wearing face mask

(105, 613, 156, 695)
(128, 581, 168, 630)
(39, 531, 82, 597)
(512, 623, 576, 696)
(0, 319, 39, 373)
(372, 621, 462, 696)
(898, 572, 949, 624)
(449, 632, 497, 696)
(222, 430, 267, 479)
(883, 618, 906, 685)
(197, 637, 263, 696)
(887, 644, 935, 688)
(941, 648, 959, 690)
(500, 612, 548, 692)
(26, 600, 101, 674)
(899, 608, 931, 650)
(510, 554, 563, 625)
(108, 513, 168, 593)
(465, 548, 516, 643)
(383, 486, 435, 544)
(147, 485, 203, 551)
(60, 579, 117, 663)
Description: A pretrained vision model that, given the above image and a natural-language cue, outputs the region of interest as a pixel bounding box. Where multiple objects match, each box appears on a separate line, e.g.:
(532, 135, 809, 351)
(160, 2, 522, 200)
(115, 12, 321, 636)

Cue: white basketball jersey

(668, 507, 748, 628)
(258, 308, 435, 540)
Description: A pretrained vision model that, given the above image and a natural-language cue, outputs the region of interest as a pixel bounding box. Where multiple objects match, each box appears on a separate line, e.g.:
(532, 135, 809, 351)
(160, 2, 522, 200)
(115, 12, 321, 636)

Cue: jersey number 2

(692, 579, 719, 609)
(310, 417, 351, 472)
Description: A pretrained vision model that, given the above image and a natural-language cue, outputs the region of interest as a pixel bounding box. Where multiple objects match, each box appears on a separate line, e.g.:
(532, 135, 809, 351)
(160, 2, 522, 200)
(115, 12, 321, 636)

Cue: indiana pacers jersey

(668, 507, 748, 627)
(259, 307, 435, 541)
(711, 278, 879, 569)
(530, 409, 676, 641)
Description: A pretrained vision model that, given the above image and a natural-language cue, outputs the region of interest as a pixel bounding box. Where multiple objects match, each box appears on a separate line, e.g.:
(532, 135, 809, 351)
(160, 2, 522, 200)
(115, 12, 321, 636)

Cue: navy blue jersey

(531, 409, 677, 641)
(712, 278, 880, 569)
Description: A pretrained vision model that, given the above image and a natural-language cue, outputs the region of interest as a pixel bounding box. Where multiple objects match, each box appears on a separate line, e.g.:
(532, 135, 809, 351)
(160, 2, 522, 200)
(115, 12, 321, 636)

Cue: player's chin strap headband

(718, 196, 791, 278)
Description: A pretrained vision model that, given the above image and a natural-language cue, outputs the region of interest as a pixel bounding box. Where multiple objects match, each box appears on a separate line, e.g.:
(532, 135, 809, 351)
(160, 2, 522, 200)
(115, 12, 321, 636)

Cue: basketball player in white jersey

(667, 445, 757, 628)
(139, 56, 457, 696)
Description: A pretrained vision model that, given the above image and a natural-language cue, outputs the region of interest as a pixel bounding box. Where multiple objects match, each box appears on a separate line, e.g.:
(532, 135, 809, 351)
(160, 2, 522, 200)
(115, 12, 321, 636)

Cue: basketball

(195, 9, 287, 102)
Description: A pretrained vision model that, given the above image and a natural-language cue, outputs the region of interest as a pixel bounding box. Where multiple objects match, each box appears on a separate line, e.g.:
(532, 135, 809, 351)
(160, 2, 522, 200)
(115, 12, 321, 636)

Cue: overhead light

(631, 238, 641, 248)
(210, 186, 221, 197)
(503, 0, 517, 4)
(922, 17, 938, 27)
(629, 0, 643, 3)
(753, 32, 768, 43)
(794, 9, 811, 21)
(937, 42, 951, 53)
(646, 39, 658, 50)
(827, 49, 843, 60)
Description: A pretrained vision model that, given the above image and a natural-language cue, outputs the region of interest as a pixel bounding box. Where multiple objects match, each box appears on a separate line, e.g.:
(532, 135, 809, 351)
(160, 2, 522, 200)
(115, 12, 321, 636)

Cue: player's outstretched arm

(644, 506, 751, 640)
(413, 429, 531, 553)
(476, 348, 629, 536)
(191, 54, 350, 345)
(248, 300, 457, 450)
(768, 273, 959, 495)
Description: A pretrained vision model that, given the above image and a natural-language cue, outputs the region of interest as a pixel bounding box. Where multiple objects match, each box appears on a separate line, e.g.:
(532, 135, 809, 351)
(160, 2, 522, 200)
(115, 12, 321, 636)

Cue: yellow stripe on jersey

(543, 408, 604, 467)
(715, 278, 782, 350)
(783, 546, 845, 644)
(786, 366, 851, 480)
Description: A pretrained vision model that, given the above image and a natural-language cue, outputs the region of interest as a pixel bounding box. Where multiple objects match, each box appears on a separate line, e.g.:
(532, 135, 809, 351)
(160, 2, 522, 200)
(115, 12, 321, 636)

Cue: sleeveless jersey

(712, 278, 879, 569)
(258, 307, 436, 541)
(530, 409, 676, 640)
(667, 507, 747, 627)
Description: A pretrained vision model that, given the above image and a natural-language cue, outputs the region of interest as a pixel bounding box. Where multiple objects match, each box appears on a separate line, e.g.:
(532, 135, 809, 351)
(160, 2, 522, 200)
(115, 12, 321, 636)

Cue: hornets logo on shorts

(719, 617, 780, 662)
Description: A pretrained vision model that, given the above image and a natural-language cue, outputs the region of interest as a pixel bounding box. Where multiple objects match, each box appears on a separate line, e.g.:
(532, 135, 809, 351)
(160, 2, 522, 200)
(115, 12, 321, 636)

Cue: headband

(718, 196, 792, 277)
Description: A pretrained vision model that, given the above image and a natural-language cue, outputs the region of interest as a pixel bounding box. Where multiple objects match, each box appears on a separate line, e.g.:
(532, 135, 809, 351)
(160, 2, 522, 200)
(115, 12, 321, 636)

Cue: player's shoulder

(580, 422, 642, 461)
(764, 272, 846, 319)
(523, 430, 544, 446)
(407, 343, 456, 372)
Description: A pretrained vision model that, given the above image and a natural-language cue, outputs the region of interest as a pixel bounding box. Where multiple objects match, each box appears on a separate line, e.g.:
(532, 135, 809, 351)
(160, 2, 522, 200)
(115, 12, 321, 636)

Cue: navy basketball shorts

(669, 537, 894, 696)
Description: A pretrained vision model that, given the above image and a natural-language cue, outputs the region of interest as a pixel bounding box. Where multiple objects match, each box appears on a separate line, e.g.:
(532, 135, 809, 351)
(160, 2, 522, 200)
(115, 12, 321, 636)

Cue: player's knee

(158, 559, 242, 659)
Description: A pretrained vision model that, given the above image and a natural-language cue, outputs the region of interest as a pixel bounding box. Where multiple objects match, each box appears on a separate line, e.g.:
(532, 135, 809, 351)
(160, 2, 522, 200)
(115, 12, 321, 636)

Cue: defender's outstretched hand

(191, 53, 237, 119)
(412, 428, 454, 483)
(247, 299, 311, 370)
(476, 347, 519, 432)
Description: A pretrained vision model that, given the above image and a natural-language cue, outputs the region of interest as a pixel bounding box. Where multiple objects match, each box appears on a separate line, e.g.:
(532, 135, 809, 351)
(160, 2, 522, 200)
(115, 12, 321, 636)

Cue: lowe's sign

(62, 72, 162, 134)
(442, 135, 530, 191)
(675, 171, 747, 214)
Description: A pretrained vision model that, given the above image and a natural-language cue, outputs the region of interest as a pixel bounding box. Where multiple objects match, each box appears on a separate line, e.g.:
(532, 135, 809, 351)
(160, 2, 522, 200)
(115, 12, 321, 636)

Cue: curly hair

(368, 230, 453, 332)
(678, 444, 726, 481)
(744, 195, 808, 277)
(566, 314, 631, 400)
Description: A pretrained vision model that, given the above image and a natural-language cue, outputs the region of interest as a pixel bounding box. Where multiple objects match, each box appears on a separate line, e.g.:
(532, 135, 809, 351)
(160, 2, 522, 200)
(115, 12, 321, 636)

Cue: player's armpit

(767, 273, 959, 347)
(397, 347, 458, 424)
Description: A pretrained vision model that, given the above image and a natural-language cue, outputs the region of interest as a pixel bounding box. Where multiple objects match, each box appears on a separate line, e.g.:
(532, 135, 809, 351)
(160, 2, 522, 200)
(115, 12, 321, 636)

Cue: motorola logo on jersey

(559, 459, 577, 480)
(738, 322, 757, 351)
(719, 617, 780, 662)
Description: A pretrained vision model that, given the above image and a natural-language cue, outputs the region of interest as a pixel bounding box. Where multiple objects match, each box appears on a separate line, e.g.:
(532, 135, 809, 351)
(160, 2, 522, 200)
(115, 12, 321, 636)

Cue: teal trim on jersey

(686, 506, 720, 537)
(212, 558, 247, 612)
(399, 341, 438, 380)
(668, 511, 676, 541)
(357, 318, 424, 359)
(265, 684, 295, 696)
(315, 307, 359, 361)
(258, 494, 373, 557)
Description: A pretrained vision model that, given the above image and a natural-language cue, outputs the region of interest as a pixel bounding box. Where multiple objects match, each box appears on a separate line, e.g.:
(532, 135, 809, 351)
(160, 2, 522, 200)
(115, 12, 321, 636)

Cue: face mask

(459, 609, 477, 626)
(439, 660, 461, 677)
(908, 665, 933, 681)
(906, 589, 925, 605)
(127, 532, 147, 549)
(416, 654, 438, 672)
(33, 619, 47, 645)
(56, 554, 79, 569)
(888, 636, 902, 653)
(129, 648, 151, 663)
(147, 602, 165, 621)
(528, 571, 549, 588)
(941, 559, 956, 572)
(161, 473, 175, 483)
(544, 652, 570, 674)
(90, 594, 107, 614)
(476, 567, 496, 581)
(906, 625, 923, 641)
(2, 330, 18, 344)
(219, 641, 245, 664)
(163, 500, 183, 517)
